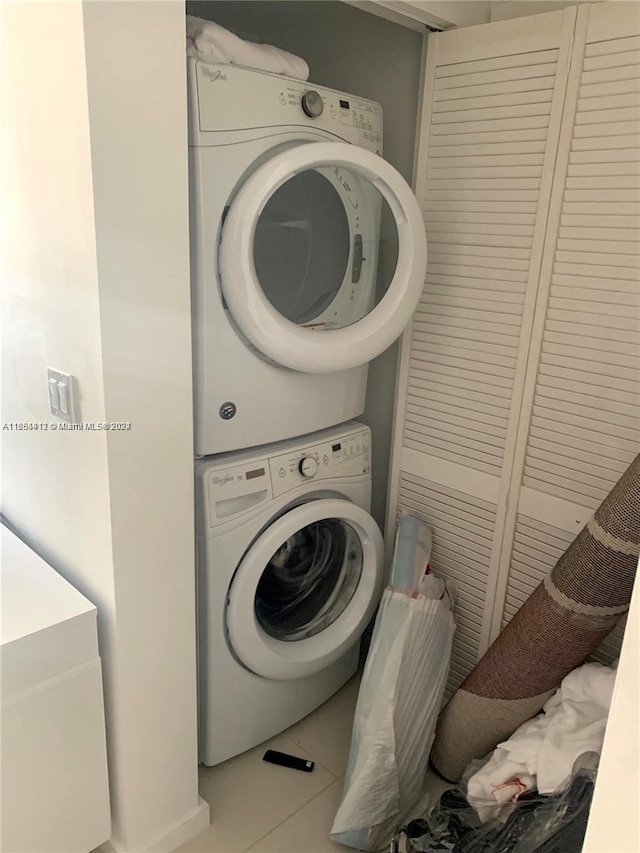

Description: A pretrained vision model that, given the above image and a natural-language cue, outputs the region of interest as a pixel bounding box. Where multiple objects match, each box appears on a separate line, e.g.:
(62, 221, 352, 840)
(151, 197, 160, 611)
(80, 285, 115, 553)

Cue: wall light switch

(47, 368, 78, 423)
(58, 382, 69, 415)
(48, 377, 60, 411)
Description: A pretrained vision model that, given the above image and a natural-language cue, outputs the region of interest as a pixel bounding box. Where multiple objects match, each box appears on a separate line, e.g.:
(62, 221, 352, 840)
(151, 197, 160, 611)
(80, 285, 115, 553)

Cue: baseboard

(95, 797, 210, 853)
(151, 797, 210, 852)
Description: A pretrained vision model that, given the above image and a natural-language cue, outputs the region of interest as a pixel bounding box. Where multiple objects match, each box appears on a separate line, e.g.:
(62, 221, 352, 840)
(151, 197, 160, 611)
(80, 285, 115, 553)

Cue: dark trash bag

(391, 755, 596, 853)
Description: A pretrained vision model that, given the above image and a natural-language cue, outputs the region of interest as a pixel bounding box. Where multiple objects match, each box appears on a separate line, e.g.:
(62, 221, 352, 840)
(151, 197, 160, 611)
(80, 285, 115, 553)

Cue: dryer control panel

(190, 60, 382, 151)
(268, 428, 370, 497)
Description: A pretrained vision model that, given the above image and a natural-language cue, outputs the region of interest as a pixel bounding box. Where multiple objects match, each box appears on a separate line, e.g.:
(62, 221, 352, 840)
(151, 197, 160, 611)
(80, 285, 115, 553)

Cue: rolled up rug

(431, 453, 640, 783)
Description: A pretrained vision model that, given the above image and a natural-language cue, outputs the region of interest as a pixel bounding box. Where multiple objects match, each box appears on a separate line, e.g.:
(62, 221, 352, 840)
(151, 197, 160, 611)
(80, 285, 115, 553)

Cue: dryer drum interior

(252, 166, 399, 331)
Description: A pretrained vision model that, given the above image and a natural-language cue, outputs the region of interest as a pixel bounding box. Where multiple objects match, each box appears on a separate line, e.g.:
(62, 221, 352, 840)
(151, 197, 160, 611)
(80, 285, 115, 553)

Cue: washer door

(218, 141, 427, 373)
(226, 498, 384, 680)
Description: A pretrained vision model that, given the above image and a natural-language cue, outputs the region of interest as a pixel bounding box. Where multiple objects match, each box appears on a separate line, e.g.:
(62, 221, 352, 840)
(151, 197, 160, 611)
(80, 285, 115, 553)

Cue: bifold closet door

(489, 2, 640, 666)
(389, 8, 577, 699)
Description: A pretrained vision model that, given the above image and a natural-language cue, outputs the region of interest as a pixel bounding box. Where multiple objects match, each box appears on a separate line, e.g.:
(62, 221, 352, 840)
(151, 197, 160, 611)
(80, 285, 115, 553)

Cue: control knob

(301, 90, 324, 118)
(298, 456, 319, 478)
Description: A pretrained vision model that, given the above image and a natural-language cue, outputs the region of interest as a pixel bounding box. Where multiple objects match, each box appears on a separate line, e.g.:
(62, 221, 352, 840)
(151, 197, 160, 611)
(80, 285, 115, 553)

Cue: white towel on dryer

(186, 15, 309, 80)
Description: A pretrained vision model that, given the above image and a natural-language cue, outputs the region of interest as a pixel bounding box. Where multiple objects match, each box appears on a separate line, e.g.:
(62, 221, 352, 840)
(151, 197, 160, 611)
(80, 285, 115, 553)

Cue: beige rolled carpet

(430, 454, 640, 783)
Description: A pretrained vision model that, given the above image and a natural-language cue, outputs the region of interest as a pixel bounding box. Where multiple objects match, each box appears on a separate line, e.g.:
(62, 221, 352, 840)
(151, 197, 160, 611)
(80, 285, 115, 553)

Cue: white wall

(1, 4, 117, 836)
(1, 2, 208, 850)
(1, 0, 117, 698)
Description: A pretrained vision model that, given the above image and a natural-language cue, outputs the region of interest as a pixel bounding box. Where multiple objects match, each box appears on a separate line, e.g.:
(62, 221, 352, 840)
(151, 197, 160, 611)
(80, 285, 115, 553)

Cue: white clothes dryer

(188, 59, 427, 456)
(195, 421, 383, 766)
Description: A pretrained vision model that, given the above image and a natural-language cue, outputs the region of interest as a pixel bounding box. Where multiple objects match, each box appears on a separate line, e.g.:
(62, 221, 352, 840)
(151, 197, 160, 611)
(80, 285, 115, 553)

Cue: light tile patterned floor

(179, 675, 450, 853)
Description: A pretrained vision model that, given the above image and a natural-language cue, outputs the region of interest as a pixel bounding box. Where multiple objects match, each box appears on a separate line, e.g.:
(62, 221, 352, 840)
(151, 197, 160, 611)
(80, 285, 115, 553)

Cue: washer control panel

(199, 425, 371, 529)
(269, 428, 371, 497)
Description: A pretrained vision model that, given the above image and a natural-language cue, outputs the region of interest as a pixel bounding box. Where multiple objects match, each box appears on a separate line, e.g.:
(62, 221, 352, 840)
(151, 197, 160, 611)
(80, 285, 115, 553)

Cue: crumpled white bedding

(466, 661, 617, 822)
(186, 15, 309, 81)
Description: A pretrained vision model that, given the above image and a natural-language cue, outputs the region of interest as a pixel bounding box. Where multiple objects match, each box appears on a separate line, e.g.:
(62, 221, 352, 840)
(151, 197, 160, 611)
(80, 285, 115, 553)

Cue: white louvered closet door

(389, 9, 578, 699)
(490, 2, 640, 666)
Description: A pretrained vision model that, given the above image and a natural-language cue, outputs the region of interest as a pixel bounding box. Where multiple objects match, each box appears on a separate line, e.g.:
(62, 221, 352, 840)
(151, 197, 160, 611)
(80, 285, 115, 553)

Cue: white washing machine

(195, 421, 383, 766)
(188, 59, 427, 456)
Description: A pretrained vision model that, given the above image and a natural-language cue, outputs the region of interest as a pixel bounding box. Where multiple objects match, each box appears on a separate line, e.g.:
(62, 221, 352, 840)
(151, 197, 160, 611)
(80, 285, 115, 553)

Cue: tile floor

(179, 675, 451, 853)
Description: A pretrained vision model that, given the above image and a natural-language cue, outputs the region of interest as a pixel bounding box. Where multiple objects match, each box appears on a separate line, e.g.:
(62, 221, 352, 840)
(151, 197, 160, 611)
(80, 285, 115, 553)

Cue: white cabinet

(1, 525, 111, 853)
(388, 2, 639, 698)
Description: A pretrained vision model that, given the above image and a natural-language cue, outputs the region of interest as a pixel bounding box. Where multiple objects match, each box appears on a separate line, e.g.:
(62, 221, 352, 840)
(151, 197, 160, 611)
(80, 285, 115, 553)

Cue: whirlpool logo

(212, 474, 234, 486)
(203, 68, 227, 82)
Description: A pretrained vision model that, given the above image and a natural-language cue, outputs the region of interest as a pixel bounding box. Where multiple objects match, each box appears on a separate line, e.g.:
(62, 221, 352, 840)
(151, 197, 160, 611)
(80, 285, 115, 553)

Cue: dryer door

(226, 498, 384, 680)
(218, 142, 427, 373)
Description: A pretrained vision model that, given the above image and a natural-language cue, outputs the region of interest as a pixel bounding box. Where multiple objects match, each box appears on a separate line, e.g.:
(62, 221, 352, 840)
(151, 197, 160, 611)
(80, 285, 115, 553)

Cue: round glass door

(219, 142, 426, 374)
(226, 498, 384, 681)
(252, 167, 399, 331)
(255, 517, 363, 641)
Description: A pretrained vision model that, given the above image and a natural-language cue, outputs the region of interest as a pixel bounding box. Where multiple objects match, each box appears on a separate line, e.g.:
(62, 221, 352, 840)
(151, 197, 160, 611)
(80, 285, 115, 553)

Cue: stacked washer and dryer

(188, 58, 426, 766)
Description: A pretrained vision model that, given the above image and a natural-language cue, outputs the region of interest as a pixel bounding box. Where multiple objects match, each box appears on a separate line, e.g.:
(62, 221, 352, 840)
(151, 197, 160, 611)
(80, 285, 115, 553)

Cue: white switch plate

(47, 368, 78, 423)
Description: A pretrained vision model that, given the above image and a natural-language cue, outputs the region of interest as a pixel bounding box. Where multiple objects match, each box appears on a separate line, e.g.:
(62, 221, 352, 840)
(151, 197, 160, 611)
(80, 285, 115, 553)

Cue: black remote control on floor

(263, 749, 315, 772)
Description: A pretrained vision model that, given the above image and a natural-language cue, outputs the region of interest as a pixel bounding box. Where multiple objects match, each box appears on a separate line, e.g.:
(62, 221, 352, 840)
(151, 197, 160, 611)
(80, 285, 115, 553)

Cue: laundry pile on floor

(394, 756, 598, 853)
(466, 661, 616, 824)
(391, 659, 616, 853)
(186, 15, 309, 80)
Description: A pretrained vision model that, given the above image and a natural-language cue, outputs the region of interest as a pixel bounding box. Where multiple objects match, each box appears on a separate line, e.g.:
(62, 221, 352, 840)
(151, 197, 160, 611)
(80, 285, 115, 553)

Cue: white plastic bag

(331, 517, 456, 851)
